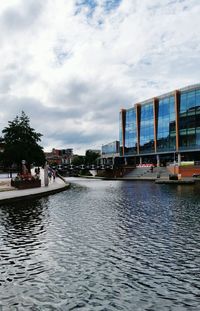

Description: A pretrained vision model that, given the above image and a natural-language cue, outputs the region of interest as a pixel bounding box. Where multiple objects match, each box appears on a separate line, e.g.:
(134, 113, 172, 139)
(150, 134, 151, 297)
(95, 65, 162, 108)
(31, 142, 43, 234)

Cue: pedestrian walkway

(0, 168, 69, 204)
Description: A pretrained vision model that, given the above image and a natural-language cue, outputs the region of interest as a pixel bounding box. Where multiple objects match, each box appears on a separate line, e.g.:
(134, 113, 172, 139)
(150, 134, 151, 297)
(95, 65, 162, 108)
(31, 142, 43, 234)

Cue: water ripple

(0, 179, 200, 310)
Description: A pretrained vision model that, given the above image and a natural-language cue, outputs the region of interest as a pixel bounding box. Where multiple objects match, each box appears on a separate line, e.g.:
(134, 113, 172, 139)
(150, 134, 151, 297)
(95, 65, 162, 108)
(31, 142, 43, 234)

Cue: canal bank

(77, 174, 196, 184)
(0, 170, 70, 205)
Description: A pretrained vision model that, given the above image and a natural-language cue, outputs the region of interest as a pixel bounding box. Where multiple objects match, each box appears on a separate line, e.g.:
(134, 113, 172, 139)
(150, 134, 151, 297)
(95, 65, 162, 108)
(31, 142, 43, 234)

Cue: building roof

(124, 83, 200, 111)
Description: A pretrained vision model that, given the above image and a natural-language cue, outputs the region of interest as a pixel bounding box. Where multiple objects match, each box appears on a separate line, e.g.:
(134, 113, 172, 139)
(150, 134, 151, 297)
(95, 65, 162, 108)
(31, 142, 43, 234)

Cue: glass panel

(157, 96, 175, 151)
(196, 90, 200, 108)
(196, 128, 200, 146)
(119, 112, 123, 155)
(124, 108, 137, 155)
(139, 102, 154, 153)
(187, 91, 196, 111)
(180, 93, 187, 113)
(179, 87, 200, 149)
(102, 141, 119, 154)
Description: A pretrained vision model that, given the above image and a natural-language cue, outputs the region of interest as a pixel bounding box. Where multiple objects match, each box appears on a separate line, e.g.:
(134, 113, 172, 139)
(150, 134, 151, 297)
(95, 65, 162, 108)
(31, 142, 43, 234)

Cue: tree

(71, 155, 85, 166)
(2, 111, 45, 171)
(85, 150, 100, 164)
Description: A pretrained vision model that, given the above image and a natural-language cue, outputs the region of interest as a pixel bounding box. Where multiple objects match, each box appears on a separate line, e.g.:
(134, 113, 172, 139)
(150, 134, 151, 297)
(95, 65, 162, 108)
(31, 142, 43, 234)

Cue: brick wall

(167, 165, 200, 177)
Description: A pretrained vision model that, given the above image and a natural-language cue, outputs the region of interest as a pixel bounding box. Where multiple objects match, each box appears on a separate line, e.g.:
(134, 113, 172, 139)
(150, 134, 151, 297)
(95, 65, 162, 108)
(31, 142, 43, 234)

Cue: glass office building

(101, 141, 120, 165)
(102, 141, 119, 155)
(119, 84, 200, 165)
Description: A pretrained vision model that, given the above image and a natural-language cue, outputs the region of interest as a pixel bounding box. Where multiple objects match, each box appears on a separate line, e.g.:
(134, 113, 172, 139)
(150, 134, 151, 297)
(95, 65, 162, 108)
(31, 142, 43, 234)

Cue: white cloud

(0, 0, 200, 154)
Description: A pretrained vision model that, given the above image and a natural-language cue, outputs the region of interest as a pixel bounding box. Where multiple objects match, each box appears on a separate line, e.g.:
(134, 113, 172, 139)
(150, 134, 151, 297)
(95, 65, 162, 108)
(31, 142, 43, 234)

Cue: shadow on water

(0, 198, 50, 243)
(0, 198, 50, 295)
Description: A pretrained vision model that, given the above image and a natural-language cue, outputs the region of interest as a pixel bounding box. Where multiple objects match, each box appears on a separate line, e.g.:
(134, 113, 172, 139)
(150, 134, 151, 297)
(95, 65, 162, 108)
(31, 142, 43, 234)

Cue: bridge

(51, 164, 114, 171)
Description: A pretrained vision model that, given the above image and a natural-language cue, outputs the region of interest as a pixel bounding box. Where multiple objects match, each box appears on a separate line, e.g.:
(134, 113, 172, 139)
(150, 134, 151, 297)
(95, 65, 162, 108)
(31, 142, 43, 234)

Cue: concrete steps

(123, 167, 170, 179)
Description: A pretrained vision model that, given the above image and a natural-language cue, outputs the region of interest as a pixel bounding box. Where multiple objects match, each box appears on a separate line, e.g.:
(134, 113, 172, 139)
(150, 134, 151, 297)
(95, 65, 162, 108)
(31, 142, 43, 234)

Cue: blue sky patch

(75, 0, 122, 17)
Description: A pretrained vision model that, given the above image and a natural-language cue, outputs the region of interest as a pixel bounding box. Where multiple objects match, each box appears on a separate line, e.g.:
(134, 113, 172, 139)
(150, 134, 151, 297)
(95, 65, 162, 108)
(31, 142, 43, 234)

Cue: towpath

(0, 168, 69, 204)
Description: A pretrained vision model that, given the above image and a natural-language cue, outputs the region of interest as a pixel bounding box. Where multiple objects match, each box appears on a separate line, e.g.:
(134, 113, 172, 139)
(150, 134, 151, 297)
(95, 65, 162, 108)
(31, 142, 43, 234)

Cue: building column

(153, 98, 158, 153)
(112, 157, 114, 165)
(156, 154, 160, 167)
(140, 157, 142, 165)
(125, 157, 127, 165)
(178, 153, 181, 166)
(175, 90, 180, 151)
(121, 109, 126, 156)
(136, 104, 141, 154)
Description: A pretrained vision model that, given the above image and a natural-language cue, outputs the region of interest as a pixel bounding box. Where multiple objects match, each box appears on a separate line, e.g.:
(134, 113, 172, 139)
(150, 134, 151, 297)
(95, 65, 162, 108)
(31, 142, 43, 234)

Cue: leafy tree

(71, 155, 85, 166)
(2, 111, 45, 171)
(85, 150, 100, 164)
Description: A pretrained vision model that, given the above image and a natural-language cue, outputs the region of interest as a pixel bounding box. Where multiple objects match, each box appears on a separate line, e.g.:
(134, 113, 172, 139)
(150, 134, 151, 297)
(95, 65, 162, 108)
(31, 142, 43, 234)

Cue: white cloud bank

(0, 0, 199, 154)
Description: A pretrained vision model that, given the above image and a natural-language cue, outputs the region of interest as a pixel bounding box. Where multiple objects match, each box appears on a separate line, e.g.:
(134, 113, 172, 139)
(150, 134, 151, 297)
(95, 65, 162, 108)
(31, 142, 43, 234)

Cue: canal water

(0, 178, 200, 310)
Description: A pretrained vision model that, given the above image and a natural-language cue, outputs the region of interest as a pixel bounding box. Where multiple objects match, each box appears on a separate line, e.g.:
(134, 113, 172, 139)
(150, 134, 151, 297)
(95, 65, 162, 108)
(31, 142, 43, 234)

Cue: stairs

(123, 167, 170, 179)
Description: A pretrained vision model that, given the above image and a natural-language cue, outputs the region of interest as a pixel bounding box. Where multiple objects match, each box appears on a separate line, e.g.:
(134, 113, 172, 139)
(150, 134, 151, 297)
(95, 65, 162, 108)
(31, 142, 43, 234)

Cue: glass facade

(139, 102, 154, 154)
(119, 84, 200, 157)
(179, 89, 200, 150)
(119, 111, 123, 155)
(102, 141, 119, 155)
(157, 96, 176, 152)
(124, 108, 137, 155)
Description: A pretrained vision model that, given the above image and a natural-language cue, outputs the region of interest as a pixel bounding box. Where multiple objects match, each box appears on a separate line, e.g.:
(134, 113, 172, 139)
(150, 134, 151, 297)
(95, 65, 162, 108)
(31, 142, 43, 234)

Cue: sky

(0, 0, 200, 154)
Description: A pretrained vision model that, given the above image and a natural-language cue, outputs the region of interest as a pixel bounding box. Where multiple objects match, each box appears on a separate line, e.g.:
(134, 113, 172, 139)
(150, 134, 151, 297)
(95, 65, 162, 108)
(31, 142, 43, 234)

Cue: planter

(11, 179, 41, 189)
(169, 174, 178, 180)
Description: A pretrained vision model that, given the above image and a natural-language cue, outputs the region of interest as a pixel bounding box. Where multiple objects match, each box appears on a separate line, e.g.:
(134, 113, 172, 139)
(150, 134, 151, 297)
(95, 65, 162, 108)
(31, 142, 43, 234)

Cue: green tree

(2, 111, 45, 171)
(85, 150, 100, 165)
(71, 155, 85, 166)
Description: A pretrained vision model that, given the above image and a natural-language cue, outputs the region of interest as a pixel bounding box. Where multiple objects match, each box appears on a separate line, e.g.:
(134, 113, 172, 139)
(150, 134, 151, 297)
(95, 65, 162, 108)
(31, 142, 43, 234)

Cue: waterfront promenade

(0, 168, 69, 204)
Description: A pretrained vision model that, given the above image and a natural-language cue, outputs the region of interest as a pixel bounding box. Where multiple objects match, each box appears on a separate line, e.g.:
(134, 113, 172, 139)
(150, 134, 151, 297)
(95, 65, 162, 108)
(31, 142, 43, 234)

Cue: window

(124, 108, 137, 155)
(157, 96, 175, 151)
(179, 88, 200, 150)
(140, 102, 154, 154)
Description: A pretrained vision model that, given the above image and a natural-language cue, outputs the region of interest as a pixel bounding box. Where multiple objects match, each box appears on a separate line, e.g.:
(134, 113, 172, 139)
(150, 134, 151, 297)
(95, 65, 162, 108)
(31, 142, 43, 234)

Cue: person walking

(48, 170, 52, 182)
(53, 170, 56, 181)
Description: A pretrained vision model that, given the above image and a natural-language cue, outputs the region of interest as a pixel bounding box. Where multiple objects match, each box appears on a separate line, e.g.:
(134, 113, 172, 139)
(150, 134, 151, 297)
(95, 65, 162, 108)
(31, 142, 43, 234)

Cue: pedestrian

(48, 170, 52, 181)
(53, 170, 56, 181)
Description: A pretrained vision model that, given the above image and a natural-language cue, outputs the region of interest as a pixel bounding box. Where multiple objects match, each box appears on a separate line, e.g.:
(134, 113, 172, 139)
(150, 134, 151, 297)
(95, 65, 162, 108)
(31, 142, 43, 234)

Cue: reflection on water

(0, 178, 200, 310)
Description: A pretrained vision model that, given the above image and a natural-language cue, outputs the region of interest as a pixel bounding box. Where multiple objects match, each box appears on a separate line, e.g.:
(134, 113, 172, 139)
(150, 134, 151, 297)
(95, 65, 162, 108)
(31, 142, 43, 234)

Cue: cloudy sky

(0, 0, 199, 154)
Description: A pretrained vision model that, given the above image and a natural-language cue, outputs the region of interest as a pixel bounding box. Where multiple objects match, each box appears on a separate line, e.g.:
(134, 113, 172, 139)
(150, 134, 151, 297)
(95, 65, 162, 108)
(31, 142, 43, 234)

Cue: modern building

(101, 141, 120, 165)
(119, 84, 200, 167)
